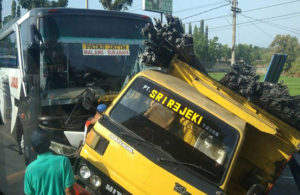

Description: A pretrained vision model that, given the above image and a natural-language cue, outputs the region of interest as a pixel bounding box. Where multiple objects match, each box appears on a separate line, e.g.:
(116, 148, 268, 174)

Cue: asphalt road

(0, 123, 299, 195)
(0, 124, 25, 195)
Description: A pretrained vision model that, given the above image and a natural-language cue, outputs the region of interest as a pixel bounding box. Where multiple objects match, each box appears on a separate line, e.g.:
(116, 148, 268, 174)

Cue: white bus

(0, 8, 152, 164)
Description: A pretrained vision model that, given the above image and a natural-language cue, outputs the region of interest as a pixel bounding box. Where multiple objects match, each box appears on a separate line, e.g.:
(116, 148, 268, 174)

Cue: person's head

(96, 104, 107, 115)
(31, 130, 51, 154)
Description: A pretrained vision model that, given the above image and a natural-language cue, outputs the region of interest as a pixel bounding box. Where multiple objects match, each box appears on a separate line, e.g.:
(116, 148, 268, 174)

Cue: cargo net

(141, 15, 300, 130)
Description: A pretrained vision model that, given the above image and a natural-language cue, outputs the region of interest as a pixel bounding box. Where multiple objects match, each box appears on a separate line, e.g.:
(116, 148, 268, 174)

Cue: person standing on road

(24, 130, 75, 195)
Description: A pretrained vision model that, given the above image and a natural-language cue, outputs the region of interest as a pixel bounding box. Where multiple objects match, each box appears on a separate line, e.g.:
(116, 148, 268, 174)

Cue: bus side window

(20, 18, 36, 74)
(0, 32, 18, 68)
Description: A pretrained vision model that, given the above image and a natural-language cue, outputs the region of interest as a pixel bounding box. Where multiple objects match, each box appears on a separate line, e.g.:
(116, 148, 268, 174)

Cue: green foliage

(193, 23, 208, 60)
(286, 57, 300, 77)
(270, 34, 300, 71)
(188, 22, 192, 34)
(18, 0, 68, 10)
(12, 0, 16, 18)
(181, 19, 185, 33)
(193, 20, 263, 65)
(99, 0, 133, 11)
(205, 25, 208, 40)
(193, 20, 231, 62)
(0, 0, 2, 28)
(235, 44, 263, 65)
(193, 25, 198, 35)
(17, 5, 21, 17)
(3, 15, 13, 25)
(199, 20, 204, 35)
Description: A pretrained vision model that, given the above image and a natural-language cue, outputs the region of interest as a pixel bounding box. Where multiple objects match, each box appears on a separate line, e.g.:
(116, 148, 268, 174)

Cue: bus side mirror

(81, 88, 95, 111)
(82, 97, 92, 111)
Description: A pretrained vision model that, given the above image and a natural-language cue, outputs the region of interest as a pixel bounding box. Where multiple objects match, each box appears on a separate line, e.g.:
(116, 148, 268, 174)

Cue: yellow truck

(74, 57, 300, 195)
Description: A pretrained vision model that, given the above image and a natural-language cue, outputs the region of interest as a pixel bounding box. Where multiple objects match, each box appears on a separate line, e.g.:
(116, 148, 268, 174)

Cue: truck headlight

(79, 165, 91, 179)
(90, 175, 102, 188)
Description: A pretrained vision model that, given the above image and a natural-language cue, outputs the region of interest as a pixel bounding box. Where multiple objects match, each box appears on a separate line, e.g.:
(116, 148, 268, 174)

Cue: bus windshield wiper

(120, 132, 174, 159)
(157, 157, 216, 176)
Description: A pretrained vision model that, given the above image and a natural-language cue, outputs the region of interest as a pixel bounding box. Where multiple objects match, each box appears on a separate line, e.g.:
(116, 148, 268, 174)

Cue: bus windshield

(110, 77, 239, 184)
(39, 15, 148, 107)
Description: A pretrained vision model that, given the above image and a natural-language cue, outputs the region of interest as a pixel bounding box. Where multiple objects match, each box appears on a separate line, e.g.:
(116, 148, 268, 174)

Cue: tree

(12, 0, 16, 18)
(205, 25, 208, 40)
(18, 0, 68, 11)
(188, 22, 192, 34)
(99, 0, 133, 11)
(200, 20, 204, 35)
(193, 25, 198, 35)
(17, 5, 21, 17)
(270, 34, 299, 71)
(3, 15, 13, 25)
(220, 44, 231, 61)
(235, 44, 263, 65)
(193, 26, 208, 61)
(0, 0, 2, 28)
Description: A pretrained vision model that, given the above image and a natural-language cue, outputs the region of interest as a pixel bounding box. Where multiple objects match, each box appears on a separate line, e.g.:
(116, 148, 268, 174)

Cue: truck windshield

(39, 15, 148, 107)
(110, 77, 239, 183)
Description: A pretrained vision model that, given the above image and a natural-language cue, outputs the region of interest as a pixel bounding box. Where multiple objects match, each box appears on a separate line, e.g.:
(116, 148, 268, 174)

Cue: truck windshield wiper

(120, 132, 174, 159)
(157, 157, 216, 176)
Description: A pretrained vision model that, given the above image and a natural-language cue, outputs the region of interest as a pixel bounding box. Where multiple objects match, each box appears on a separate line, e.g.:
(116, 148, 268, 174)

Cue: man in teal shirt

(24, 130, 75, 195)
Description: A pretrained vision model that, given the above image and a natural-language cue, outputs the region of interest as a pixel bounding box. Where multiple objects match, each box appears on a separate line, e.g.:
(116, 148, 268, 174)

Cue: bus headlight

(79, 165, 91, 179)
(90, 175, 102, 188)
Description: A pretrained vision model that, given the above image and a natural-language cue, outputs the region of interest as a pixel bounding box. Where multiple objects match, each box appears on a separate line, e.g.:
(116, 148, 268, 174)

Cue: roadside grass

(209, 72, 300, 96)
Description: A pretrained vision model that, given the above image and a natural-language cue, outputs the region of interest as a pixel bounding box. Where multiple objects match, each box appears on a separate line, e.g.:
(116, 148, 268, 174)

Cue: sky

(2, 0, 300, 48)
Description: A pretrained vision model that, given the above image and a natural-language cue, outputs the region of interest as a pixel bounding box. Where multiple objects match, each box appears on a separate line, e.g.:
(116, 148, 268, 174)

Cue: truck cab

(75, 68, 300, 194)
(75, 70, 246, 194)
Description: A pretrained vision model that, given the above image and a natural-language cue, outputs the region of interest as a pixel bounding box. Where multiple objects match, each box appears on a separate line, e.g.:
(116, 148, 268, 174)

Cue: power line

(182, 3, 230, 20)
(240, 14, 274, 40)
(242, 14, 300, 34)
(243, 0, 300, 13)
(173, 1, 225, 14)
(183, 0, 300, 24)
(183, 14, 231, 24)
(209, 11, 300, 31)
(149, 1, 226, 18)
(209, 15, 300, 33)
(129, 1, 223, 14)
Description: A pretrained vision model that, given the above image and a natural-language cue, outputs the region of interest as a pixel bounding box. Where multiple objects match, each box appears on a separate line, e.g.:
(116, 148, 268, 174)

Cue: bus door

(0, 28, 22, 134)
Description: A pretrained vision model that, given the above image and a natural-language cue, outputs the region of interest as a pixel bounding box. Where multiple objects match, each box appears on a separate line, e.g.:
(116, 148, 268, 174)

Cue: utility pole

(86, 0, 89, 9)
(231, 0, 241, 66)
